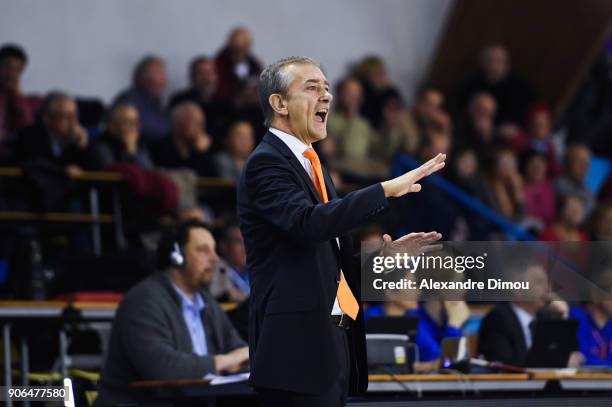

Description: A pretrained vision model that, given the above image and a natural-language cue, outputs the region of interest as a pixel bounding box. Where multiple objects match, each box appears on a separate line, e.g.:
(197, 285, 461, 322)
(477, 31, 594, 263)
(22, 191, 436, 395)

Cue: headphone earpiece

(169, 242, 185, 268)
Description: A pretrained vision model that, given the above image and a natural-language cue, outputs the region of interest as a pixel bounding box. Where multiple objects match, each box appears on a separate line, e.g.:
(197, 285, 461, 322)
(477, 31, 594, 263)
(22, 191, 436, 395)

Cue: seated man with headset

(96, 220, 248, 406)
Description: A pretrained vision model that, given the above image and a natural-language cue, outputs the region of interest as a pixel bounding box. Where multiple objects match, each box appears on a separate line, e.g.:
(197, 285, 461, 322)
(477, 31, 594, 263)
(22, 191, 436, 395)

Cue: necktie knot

(303, 147, 319, 163)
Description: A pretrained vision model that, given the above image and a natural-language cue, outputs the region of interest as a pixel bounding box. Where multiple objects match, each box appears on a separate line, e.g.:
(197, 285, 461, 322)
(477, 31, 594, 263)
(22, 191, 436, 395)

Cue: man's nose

(321, 91, 333, 104)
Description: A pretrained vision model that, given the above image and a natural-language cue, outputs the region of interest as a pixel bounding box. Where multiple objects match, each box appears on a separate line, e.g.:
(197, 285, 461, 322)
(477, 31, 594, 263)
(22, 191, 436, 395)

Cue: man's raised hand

(381, 153, 446, 198)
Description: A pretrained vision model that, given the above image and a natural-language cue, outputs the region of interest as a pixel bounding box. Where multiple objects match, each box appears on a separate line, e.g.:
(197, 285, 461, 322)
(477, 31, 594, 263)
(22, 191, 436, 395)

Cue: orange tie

(303, 148, 359, 320)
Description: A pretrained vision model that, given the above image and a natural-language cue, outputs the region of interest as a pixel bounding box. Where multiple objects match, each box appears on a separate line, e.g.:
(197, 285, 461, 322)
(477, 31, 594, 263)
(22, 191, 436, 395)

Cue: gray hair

(108, 102, 136, 123)
(258, 56, 321, 127)
(169, 101, 203, 125)
(40, 91, 73, 116)
(132, 54, 164, 85)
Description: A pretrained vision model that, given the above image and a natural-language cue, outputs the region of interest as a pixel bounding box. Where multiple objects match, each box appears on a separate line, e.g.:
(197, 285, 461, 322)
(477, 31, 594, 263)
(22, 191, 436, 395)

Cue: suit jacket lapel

(322, 166, 342, 259)
(505, 304, 529, 356)
(322, 166, 338, 200)
(262, 132, 323, 205)
(264, 132, 341, 258)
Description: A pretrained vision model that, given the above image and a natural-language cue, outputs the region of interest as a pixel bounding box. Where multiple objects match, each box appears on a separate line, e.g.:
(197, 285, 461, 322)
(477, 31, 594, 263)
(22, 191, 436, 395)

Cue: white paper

(203, 372, 250, 385)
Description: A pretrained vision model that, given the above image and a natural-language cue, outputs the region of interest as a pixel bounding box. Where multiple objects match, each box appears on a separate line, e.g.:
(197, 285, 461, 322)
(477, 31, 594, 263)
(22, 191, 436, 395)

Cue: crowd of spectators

(1, 35, 610, 243)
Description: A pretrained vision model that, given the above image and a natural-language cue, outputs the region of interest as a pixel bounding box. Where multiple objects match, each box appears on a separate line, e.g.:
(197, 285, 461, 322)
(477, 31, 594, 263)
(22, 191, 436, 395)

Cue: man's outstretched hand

(381, 153, 446, 198)
(381, 231, 442, 258)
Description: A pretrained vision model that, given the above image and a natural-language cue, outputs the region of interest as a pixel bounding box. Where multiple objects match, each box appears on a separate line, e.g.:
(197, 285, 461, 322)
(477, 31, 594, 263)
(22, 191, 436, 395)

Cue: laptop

(365, 316, 419, 374)
(526, 319, 579, 368)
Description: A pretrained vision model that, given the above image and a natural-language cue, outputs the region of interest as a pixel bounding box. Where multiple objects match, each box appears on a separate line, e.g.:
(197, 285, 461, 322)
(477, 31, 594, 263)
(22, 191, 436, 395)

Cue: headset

(169, 241, 185, 268)
(163, 219, 210, 269)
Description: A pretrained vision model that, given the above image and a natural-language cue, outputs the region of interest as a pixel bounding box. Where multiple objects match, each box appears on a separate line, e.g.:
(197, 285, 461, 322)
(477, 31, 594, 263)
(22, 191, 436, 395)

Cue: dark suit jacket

(237, 131, 389, 395)
(95, 272, 246, 406)
(168, 88, 230, 143)
(14, 123, 101, 169)
(477, 303, 529, 366)
(150, 135, 218, 177)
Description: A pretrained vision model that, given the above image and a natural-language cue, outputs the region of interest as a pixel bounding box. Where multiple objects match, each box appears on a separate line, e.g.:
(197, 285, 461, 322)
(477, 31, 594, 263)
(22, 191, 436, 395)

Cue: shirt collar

(171, 282, 205, 312)
(511, 304, 535, 327)
(269, 127, 311, 160)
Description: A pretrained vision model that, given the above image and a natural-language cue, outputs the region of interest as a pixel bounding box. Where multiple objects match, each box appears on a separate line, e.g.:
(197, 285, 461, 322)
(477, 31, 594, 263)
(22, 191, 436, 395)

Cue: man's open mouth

(314, 109, 328, 123)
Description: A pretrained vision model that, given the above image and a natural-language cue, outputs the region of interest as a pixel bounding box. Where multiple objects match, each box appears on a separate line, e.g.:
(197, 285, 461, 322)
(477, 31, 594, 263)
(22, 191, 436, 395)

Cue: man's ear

(269, 94, 288, 117)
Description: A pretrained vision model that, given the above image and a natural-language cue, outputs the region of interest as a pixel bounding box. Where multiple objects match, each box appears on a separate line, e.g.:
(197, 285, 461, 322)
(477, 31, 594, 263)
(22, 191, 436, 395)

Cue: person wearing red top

(214, 27, 262, 104)
(540, 194, 589, 241)
(511, 102, 560, 178)
(0, 44, 40, 160)
(522, 149, 556, 228)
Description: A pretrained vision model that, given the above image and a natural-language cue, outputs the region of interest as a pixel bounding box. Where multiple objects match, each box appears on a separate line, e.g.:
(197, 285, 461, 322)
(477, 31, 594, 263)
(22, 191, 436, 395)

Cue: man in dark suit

(478, 259, 569, 366)
(95, 220, 248, 406)
(150, 102, 217, 176)
(13, 91, 100, 173)
(168, 55, 229, 140)
(237, 56, 446, 407)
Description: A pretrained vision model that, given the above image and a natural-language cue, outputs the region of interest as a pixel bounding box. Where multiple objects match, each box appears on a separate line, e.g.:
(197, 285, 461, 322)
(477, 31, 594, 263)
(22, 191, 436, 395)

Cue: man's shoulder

(483, 303, 514, 324)
(17, 123, 45, 140)
(243, 134, 286, 169)
(113, 88, 136, 105)
(200, 290, 225, 315)
(120, 273, 171, 309)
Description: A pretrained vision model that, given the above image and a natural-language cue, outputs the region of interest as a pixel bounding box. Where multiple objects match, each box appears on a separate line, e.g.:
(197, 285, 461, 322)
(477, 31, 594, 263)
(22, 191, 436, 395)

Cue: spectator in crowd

(113, 55, 169, 143)
(456, 92, 497, 158)
(169, 55, 228, 139)
(570, 268, 612, 366)
(151, 102, 217, 176)
(555, 143, 595, 215)
(565, 39, 612, 157)
(449, 148, 488, 201)
(327, 77, 387, 180)
(539, 194, 589, 241)
(375, 91, 412, 160)
(0, 44, 39, 150)
(95, 220, 248, 406)
(478, 257, 570, 366)
(215, 27, 262, 104)
(365, 256, 471, 369)
(448, 148, 492, 239)
(482, 146, 525, 222)
(395, 135, 460, 240)
(589, 203, 612, 241)
(376, 88, 451, 161)
(521, 149, 556, 228)
(511, 102, 560, 177)
(410, 300, 470, 366)
(215, 27, 266, 140)
(400, 87, 452, 156)
(92, 103, 154, 170)
(598, 174, 612, 205)
(214, 120, 255, 181)
(460, 44, 534, 125)
(210, 223, 250, 302)
(14, 92, 98, 174)
(353, 55, 402, 128)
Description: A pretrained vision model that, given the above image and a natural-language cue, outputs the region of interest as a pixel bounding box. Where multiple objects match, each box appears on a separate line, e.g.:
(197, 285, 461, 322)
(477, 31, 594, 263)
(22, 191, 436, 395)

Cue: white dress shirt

(269, 127, 343, 315)
(511, 303, 535, 349)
